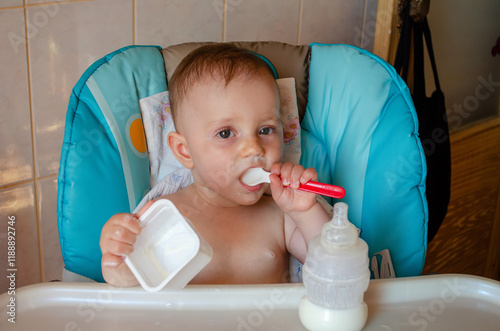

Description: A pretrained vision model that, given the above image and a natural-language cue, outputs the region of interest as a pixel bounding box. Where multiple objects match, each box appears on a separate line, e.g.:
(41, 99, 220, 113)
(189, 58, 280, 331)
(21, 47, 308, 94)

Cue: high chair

(57, 41, 427, 283)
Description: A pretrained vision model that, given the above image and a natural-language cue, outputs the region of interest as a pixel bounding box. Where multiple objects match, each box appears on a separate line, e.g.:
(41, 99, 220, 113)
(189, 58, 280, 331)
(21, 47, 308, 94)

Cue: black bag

(394, 4, 451, 243)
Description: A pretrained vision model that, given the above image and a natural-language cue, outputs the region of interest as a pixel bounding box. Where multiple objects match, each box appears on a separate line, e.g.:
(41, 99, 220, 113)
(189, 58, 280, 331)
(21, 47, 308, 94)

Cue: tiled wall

(0, 0, 378, 290)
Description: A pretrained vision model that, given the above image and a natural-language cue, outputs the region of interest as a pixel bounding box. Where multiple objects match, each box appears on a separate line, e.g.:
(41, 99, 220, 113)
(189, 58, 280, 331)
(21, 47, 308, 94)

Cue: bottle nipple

(320, 202, 358, 249)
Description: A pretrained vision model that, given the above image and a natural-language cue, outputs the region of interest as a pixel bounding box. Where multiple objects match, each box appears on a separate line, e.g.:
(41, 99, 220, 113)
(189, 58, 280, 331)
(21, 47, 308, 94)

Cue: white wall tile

(0, 9, 33, 187)
(300, 0, 366, 46)
(0, 183, 41, 290)
(37, 177, 63, 282)
(28, 0, 134, 178)
(225, 0, 300, 44)
(136, 0, 223, 47)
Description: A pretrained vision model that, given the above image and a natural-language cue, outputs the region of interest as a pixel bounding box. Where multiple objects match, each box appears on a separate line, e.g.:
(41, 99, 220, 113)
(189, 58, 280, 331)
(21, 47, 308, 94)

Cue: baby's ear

(167, 131, 194, 169)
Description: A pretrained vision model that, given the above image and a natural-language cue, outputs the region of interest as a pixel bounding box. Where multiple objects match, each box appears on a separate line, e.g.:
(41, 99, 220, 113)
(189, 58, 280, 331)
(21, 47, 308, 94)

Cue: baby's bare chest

(191, 206, 284, 253)
(186, 205, 289, 283)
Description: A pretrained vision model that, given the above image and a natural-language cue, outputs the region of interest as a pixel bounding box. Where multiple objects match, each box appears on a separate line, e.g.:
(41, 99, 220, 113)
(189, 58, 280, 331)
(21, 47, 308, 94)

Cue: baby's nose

(239, 136, 264, 158)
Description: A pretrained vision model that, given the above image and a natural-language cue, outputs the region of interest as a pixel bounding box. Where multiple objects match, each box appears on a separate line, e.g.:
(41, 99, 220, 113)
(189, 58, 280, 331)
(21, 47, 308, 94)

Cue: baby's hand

(100, 213, 142, 270)
(269, 162, 318, 215)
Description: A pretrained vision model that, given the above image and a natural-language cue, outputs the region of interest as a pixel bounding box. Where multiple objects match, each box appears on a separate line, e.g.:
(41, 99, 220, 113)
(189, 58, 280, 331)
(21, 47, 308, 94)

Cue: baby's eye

(259, 127, 275, 135)
(217, 129, 234, 139)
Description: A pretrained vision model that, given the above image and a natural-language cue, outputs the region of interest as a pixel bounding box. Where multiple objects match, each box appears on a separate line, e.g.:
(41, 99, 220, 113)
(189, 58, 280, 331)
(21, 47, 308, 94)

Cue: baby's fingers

(299, 167, 318, 184)
(102, 252, 125, 268)
(269, 172, 285, 198)
(136, 200, 155, 218)
(101, 230, 136, 256)
(109, 224, 139, 245)
(280, 163, 314, 189)
(272, 162, 294, 186)
(289, 164, 308, 189)
(100, 214, 141, 256)
(116, 213, 142, 235)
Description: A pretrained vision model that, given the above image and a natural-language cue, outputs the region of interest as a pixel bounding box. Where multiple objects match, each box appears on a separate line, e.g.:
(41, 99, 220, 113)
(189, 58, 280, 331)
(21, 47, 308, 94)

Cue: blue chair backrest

(58, 43, 427, 282)
(301, 44, 427, 277)
(58, 46, 166, 281)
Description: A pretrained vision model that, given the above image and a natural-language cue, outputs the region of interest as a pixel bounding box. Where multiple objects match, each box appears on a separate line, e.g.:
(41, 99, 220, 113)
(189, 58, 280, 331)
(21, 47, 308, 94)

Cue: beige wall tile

(359, 0, 379, 52)
(0, 9, 34, 187)
(136, 0, 223, 47)
(225, 0, 300, 44)
(300, 0, 365, 46)
(26, 0, 83, 3)
(0, 0, 23, 8)
(28, 0, 133, 178)
(0, 183, 41, 292)
(37, 177, 63, 282)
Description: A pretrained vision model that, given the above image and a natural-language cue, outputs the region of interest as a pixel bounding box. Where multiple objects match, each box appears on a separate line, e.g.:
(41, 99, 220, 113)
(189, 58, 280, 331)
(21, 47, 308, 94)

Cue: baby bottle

(299, 202, 370, 331)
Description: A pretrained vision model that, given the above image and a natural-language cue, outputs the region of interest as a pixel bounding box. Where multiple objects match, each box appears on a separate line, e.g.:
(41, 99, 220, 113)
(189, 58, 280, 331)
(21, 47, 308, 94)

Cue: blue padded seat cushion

(301, 44, 428, 277)
(57, 45, 167, 282)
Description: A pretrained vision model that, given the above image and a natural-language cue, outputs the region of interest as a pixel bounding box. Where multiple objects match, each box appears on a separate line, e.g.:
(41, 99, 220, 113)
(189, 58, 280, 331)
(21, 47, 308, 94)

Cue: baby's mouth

(239, 166, 267, 192)
(241, 181, 262, 192)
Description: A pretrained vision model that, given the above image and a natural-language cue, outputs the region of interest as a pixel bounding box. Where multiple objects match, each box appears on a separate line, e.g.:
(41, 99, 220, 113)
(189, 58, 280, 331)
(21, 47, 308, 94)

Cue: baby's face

(179, 73, 283, 206)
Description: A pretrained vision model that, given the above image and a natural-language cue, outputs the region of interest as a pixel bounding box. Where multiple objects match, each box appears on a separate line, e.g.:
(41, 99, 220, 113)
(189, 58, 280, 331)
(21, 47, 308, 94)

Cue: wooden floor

(423, 116, 500, 281)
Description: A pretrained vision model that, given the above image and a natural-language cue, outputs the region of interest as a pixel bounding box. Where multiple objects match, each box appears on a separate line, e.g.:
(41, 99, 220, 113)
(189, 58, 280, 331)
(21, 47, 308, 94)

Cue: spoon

(242, 168, 346, 199)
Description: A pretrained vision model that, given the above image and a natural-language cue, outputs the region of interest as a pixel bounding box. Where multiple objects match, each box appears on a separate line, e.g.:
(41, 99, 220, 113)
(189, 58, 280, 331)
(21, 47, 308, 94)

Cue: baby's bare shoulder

(155, 187, 197, 215)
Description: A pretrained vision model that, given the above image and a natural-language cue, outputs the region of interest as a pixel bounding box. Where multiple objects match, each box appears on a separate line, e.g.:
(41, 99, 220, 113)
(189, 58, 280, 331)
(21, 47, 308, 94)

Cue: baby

(100, 44, 330, 286)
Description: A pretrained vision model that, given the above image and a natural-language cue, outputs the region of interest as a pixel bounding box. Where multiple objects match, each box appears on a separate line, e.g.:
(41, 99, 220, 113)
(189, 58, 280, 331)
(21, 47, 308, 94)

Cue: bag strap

(394, 4, 441, 96)
(422, 19, 441, 92)
(412, 20, 426, 97)
(413, 18, 442, 98)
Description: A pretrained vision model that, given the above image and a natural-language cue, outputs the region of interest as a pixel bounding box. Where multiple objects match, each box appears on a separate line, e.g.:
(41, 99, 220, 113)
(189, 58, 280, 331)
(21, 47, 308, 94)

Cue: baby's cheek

(270, 141, 284, 162)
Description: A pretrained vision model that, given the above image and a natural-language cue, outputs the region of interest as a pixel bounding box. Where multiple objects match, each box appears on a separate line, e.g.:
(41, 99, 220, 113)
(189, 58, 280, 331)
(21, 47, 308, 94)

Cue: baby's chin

(234, 188, 267, 206)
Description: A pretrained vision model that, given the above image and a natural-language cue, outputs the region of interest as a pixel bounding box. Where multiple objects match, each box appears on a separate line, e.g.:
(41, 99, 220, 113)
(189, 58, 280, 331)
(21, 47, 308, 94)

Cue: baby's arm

(283, 203, 330, 263)
(100, 201, 155, 286)
(269, 162, 330, 263)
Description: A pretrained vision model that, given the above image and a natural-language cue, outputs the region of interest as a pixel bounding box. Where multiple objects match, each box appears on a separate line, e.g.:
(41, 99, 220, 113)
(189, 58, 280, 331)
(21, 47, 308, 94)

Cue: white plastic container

(125, 199, 213, 292)
(299, 202, 370, 331)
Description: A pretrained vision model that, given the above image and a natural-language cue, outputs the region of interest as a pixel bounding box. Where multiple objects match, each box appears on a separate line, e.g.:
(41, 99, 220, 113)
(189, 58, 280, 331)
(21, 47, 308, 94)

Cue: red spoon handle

(298, 181, 346, 199)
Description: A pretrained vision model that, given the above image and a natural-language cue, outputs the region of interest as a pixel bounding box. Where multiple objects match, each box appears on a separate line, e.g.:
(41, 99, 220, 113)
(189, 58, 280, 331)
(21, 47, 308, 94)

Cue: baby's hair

(169, 43, 276, 126)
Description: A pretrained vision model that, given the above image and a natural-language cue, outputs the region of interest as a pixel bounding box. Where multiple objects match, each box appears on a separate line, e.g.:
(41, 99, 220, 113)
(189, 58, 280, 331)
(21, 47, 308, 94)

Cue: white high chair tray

(1, 274, 499, 330)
